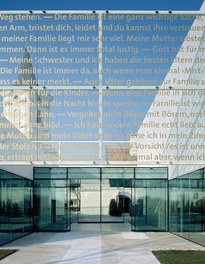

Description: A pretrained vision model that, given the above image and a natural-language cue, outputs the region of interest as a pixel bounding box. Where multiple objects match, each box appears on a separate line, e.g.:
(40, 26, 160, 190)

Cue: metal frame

(33, 166, 168, 231)
(0, 10, 205, 165)
(0, 10, 205, 14)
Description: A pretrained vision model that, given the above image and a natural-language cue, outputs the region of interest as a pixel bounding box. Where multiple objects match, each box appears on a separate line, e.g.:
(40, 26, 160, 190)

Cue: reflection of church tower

(1, 48, 52, 139)
(18, 46, 37, 86)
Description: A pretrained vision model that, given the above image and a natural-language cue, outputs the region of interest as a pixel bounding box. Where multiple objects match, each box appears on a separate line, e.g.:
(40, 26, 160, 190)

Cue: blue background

(0, 0, 203, 10)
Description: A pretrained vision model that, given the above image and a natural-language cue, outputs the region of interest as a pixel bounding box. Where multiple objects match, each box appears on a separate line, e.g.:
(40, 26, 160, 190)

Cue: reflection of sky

(50, 89, 99, 140)
(102, 14, 195, 86)
(102, 89, 156, 140)
(0, 0, 203, 11)
(0, 14, 196, 86)
(0, 14, 202, 152)
(48, 88, 156, 141)
(0, 14, 99, 86)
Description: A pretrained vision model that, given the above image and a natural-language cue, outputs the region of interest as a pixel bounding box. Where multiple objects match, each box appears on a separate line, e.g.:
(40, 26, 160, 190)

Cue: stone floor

(1, 230, 205, 264)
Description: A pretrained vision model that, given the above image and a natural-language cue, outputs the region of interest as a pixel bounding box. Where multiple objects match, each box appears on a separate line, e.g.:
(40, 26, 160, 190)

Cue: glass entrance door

(78, 179, 100, 222)
(68, 168, 101, 224)
(69, 168, 133, 227)
(132, 168, 168, 231)
(34, 167, 168, 232)
(34, 168, 70, 232)
(101, 168, 133, 225)
(101, 179, 124, 222)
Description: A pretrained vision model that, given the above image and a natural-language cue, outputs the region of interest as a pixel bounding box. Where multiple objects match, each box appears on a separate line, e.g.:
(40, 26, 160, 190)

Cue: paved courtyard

(1, 230, 204, 264)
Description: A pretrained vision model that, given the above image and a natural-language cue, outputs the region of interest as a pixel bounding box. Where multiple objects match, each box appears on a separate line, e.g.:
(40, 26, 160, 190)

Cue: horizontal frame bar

(0, 10, 204, 15)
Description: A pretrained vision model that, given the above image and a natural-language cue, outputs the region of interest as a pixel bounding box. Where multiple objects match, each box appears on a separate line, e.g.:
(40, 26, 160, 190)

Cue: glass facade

(0, 13, 204, 168)
(0, 166, 205, 247)
(0, 10, 204, 248)
(169, 168, 205, 247)
(34, 168, 69, 231)
(33, 167, 168, 232)
(133, 168, 168, 231)
(0, 169, 33, 246)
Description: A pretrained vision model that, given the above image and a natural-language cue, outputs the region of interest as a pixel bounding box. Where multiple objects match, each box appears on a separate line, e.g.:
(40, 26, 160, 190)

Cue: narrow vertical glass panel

(169, 178, 180, 232)
(78, 179, 100, 223)
(134, 179, 167, 231)
(135, 167, 168, 179)
(24, 179, 33, 232)
(70, 179, 80, 225)
(11, 176, 25, 240)
(133, 182, 147, 231)
(34, 179, 50, 230)
(68, 168, 100, 179)
(34, 167, 67, 179)
(34, 179, 69, 231)
(189, 177, 203, 230)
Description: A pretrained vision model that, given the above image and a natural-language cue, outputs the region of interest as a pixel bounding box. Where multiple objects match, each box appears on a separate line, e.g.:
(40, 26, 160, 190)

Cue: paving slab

(1, 232, 204, 264)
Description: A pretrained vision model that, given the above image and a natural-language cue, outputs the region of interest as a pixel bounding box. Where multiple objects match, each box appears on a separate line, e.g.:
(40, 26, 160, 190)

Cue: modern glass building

(1, 166, 204, 246)
(33, 167, 168, 232)
(0, 2, 205, 248)
(0, 169, 33, 245)
(169, 168, 205, 246)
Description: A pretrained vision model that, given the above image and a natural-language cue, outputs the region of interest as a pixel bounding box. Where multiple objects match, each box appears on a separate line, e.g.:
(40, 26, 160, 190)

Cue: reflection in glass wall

(169, 168, 205, 247)
(68, 168, 100, 224)
(34, 168, 69, 231)
(132, 168, 168, 231)
(102, 168, 133, 223)
(78, 179, 100, 222)
(0, 169, 33, 246)
(0, 13, 204, 165)
(33, 167, 169, 232)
